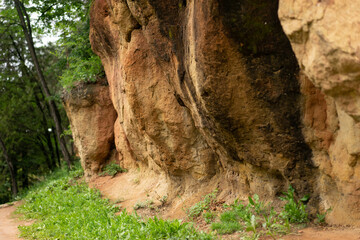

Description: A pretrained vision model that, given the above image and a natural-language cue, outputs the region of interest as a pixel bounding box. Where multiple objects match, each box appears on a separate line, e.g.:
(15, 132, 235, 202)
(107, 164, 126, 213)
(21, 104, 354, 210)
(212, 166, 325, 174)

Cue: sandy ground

(0, 202, 32, 240)
(281, 227, 360, 240)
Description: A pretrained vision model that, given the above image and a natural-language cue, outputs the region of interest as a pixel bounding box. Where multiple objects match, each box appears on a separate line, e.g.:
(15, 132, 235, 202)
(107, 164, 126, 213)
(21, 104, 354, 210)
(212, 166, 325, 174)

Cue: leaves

(279, 186, 309, 223)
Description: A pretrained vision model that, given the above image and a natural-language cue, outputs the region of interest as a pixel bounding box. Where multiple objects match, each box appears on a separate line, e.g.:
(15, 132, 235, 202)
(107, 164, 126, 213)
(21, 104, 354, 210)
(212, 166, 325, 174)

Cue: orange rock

(63, 81, 117, 180)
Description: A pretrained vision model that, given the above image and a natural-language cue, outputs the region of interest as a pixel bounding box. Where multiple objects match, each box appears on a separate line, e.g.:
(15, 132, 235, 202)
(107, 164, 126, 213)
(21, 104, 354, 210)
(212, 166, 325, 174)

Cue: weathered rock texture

(63, 0, 360, 225)
(63, 81, 117, 179)
(279, 0, 360, 225)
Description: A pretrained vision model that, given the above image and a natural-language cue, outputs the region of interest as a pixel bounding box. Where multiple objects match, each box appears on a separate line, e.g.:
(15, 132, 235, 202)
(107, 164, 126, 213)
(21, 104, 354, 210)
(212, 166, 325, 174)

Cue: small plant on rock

(133, 199, 154, 210)
(187, 189, 218, 220)
(160, 195, 168, 205)
(99, 163, 127, 177)
(316, 208, 332, 224)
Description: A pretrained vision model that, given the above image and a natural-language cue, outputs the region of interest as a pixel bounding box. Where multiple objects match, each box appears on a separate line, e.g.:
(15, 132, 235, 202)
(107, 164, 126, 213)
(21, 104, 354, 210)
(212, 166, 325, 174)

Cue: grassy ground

(15, 164, 213, 240)
(185, 188, 316, 240)
(14, 162, 328, 240)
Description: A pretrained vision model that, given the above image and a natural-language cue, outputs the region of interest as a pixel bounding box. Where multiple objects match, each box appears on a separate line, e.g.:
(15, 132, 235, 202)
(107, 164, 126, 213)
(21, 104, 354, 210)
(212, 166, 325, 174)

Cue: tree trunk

(0, 133, 18, 196)
(37, 136, 55, 171)
(21, 168, 29, 189)
(13, 0, 72, 169)
(52, 126, 61, 167)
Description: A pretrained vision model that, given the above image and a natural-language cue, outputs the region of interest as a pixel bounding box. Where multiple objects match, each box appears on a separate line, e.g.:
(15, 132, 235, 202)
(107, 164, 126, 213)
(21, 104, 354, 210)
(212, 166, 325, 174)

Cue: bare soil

(0, 202, 33, 240)
(281, 226, 360, 240)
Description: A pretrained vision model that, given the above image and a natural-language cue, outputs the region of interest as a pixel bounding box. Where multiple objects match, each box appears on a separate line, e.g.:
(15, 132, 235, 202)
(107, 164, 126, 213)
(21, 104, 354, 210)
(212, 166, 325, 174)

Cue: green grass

(203, 211, 216, 224)
(16, 164, 213, 240)
(208, 189, 308, 239)
(211, 221, 242, 234)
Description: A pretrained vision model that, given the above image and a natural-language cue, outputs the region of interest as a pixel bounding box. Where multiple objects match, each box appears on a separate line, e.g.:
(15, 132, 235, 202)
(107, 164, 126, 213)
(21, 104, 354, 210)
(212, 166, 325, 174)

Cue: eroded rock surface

(279, 0, 360, 225)
(63, 81, 117, 179)
(63, 0, 360, 225)
(87, 0, 318, 207)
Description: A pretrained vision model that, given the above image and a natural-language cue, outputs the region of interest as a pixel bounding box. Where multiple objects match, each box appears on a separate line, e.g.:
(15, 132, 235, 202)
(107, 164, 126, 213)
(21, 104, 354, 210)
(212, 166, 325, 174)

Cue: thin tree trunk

(13, 0, 72, 169)
(52, 126, 61, 167)
(0, 133, 18, 196)
(21, 167, 29, 189)
(37, 136, 54, 170)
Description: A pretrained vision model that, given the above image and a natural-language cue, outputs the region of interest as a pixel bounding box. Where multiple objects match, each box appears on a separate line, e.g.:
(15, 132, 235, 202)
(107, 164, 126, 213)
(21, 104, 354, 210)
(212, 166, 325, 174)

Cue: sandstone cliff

(63, 0, 360, 225)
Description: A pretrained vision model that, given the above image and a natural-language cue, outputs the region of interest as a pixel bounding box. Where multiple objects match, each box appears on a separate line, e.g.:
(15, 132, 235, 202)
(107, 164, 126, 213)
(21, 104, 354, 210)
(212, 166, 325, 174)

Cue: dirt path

(282, 227, 360, 240)
(0, 202, 32, 240)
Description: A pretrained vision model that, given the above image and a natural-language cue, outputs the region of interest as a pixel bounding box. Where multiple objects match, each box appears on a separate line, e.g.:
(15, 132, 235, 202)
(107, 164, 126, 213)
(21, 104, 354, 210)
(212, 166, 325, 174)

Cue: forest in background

(0, 0, 102, 203)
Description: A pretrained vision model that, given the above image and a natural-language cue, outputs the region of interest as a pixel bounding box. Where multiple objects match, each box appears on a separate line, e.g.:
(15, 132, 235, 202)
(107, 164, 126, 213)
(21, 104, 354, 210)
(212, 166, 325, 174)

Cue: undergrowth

(99, 162, 127, 177)
(187, 186, 311, 240)
(279, 185, 309, 223)
(16, 164, 213, 240)
(187, 189, 218, 220)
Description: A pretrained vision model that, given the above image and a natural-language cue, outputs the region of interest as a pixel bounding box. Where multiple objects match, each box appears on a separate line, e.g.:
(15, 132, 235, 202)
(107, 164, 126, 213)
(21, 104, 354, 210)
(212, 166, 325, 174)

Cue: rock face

(63, 0, 360, 225)
(279, 0, 360, 225)
(63, 81, 117, 179)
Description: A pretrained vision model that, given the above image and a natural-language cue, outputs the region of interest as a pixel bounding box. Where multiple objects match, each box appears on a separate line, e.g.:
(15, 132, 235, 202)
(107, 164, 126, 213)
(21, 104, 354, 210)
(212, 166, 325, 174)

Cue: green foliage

(316, 208, 332, 224)
(203, 211, 216, 224)
(59, 54, 103, 88)
(17, 165, 213, 240)
(60, 125, 72, 138)
(279, 186, 309, 223)
(248, 194, 267, 215)
(99, 163, 127, 177)
(57, 19, 103, 89)
(209, 193, 295, 239)
(187, 189, 218, 219)
(211, 221, 242, 234)
(0, 0, 87, 200)
(211, 199, 252, 234)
